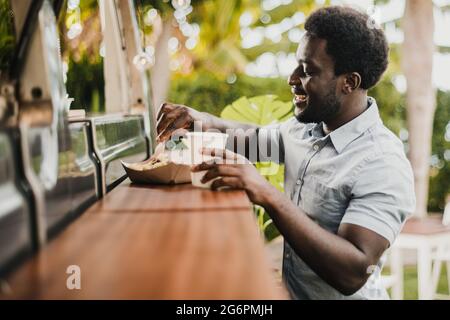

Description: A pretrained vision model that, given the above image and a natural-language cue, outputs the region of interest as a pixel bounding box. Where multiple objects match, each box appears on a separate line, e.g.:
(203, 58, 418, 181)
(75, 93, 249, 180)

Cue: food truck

(0, 0, 283, 300)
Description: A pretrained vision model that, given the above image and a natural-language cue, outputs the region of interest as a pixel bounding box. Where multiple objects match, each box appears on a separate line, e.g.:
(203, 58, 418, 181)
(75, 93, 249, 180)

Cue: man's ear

(342, 72, 362, 94)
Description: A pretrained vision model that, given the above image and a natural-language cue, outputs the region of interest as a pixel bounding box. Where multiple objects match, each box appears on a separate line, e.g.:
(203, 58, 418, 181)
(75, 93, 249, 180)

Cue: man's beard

(295, 86, 341, 124)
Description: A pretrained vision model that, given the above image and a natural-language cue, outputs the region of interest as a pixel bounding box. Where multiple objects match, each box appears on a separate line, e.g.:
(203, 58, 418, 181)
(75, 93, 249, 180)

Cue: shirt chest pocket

(300, 176, 349, 233)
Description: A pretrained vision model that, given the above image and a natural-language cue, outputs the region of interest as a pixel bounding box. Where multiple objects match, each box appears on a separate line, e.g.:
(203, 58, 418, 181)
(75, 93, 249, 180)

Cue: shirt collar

(308, 97, 382, 154)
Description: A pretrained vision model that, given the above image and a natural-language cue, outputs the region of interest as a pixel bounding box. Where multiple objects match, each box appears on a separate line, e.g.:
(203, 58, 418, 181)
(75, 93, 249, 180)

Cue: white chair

(431, 200, 450, 299)
(443, 200, 450, 226)
(389, 213, 450, 300)
(431, 243, 450, 299)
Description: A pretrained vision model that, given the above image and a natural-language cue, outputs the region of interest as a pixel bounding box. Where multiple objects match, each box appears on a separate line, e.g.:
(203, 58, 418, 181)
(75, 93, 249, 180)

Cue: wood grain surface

(0, 181, 286, 299)
(93, 182, 253, 213)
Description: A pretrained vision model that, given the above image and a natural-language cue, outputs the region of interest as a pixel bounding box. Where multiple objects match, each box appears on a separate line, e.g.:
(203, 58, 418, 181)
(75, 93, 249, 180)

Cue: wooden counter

(0, 181, 286, 299)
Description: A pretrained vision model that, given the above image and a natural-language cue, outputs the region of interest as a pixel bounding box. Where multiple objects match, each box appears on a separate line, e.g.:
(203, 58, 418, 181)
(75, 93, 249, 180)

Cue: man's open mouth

(294, 94, 308, 103)
(292, 86, 308, 106)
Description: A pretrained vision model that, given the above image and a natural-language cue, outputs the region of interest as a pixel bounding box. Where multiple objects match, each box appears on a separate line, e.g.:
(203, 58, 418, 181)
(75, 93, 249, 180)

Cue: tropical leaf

(221, 94, 293, 125)
(221, 94, 293, 241)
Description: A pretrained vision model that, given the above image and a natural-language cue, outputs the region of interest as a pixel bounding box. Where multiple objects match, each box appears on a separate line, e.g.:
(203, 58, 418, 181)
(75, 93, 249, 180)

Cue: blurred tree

(137, 0, 174, 110)
(429, 90, 450, 212)
(402, 0, 436, 217)
(168, 71, 293, 115)
(189, 0, 248, 75)
(136, 0, 204, 110)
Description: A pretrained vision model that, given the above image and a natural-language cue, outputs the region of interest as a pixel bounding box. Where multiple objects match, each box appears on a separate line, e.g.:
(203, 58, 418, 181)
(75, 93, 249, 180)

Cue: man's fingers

(158, 118, 192, 142)
(156, 103, 184, 135)
(191, 160, 221, 172)
(156, 103, 175, 121)
(202, 148, 237, 159)
(201, 148, 250, 165)
(201, 165, 240, 183)
(156, 110, 178, 135)
(157, 107, 194, 142)
(211, 177, 243, 191)
(157, 109, 185, 139)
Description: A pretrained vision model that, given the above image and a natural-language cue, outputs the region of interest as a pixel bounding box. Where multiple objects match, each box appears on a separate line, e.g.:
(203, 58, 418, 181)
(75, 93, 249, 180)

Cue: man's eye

(300, 66, 313, 77)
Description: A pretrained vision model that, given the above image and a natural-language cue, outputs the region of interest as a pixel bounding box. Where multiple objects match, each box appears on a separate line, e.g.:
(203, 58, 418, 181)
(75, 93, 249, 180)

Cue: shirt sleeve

(257, 121, 285, 164)
(341, 153, 416, 245)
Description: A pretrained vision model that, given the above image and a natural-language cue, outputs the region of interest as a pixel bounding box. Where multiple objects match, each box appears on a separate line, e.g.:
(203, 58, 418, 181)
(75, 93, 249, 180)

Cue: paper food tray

(121, 159, 192, 185)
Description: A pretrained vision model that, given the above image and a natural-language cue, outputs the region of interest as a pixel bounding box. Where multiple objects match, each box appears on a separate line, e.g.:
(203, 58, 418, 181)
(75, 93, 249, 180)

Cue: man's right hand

(156, 102, 213, 142)
(156, 102, 260, 160)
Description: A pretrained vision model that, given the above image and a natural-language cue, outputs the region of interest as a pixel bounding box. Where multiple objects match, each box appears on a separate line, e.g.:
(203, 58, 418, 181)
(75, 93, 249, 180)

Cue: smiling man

(156, 6, 416, 299)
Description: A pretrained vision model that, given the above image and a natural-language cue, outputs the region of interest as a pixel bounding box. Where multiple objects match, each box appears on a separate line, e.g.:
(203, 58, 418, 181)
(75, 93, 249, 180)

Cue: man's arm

(193, 148, 390, 296)
(156, 103, 260, 159)
(263, 188, 389, 295)
(268, 152, 414, 295)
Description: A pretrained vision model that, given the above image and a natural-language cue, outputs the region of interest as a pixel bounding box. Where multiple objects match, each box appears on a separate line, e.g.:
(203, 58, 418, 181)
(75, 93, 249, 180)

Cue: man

(156, 6, 415, 299)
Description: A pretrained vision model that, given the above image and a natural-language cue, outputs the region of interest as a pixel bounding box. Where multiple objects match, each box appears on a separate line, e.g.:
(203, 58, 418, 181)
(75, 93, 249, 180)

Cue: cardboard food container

(121, 148, 192, 185)
(122, 160, 192, 184)
(122, 132, 229, 186)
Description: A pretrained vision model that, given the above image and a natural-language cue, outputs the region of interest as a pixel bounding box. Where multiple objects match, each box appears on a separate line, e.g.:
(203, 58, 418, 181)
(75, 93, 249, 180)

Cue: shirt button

(296, 179, 301, 185)
(313, 144, 319, 151)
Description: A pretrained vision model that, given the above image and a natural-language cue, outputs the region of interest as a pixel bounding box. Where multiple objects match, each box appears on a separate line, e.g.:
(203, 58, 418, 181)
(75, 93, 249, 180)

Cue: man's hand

(156, 102, 261, 159)
(191, 148, 276, 206)
(156, 103, 213, 142)
(192, 151, 389, 296)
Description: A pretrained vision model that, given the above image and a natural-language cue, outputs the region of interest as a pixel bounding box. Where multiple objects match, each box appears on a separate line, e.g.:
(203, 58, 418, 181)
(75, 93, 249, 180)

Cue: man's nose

(288, 69, 301, 86)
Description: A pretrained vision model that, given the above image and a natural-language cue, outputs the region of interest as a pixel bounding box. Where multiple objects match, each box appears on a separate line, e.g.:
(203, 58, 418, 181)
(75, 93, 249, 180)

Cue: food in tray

(125, 152, 170, 171)
(121, 138, 192, 184)
(125, 135, 189, 171)
(122, 132, 228, 186)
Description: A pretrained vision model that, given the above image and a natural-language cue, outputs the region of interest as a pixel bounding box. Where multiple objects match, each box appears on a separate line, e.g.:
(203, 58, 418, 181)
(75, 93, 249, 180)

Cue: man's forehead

(295, 34, 329, 66)
(295, 35, 308, 60)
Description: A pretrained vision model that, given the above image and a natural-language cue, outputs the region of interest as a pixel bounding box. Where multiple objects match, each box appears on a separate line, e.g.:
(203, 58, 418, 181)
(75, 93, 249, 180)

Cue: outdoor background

(37, 0, 449, 223)
(1, 0, 449, 299)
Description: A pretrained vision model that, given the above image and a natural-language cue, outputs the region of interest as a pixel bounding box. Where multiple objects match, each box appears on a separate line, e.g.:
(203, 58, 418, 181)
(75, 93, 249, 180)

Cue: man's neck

(323, 93, 368, 134)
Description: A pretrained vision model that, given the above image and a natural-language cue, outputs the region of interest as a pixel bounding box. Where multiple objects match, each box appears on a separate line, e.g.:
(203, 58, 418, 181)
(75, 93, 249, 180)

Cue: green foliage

(65, 53, 105, 113)
(220, 94, 294, 241)
(57, 0, 105, 113)
(191, 0, 248, 74)
(383, 264, 449, 300)
(368, 74, 406, 135)
(168, 71, 293, 116)
(0, 0, 15, 76)
(429, 90, 450, 212)
(221, 95, 292, 124)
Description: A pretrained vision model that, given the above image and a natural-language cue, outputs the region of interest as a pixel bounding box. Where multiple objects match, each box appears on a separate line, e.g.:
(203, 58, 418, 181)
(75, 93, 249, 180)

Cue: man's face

(289, 35, 341, 124)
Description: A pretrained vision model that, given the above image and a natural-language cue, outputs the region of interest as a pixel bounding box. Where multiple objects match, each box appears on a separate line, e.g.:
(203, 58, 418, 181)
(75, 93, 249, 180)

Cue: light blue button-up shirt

(258, 97, 416, 300)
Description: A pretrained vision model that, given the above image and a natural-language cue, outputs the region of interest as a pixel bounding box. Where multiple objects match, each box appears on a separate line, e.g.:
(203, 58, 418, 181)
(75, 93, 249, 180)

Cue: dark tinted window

(0, 0, 16, 77)
(57, 0, 105, 113)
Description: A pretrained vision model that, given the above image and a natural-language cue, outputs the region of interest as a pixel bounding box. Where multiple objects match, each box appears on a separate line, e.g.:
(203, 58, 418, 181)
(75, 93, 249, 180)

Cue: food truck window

(0, 0, 16, 78)
(57, 0, 105, 114)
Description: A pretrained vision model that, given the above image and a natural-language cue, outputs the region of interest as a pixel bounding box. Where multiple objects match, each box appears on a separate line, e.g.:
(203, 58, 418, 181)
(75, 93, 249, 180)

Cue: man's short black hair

(304, 6, 389, 90)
